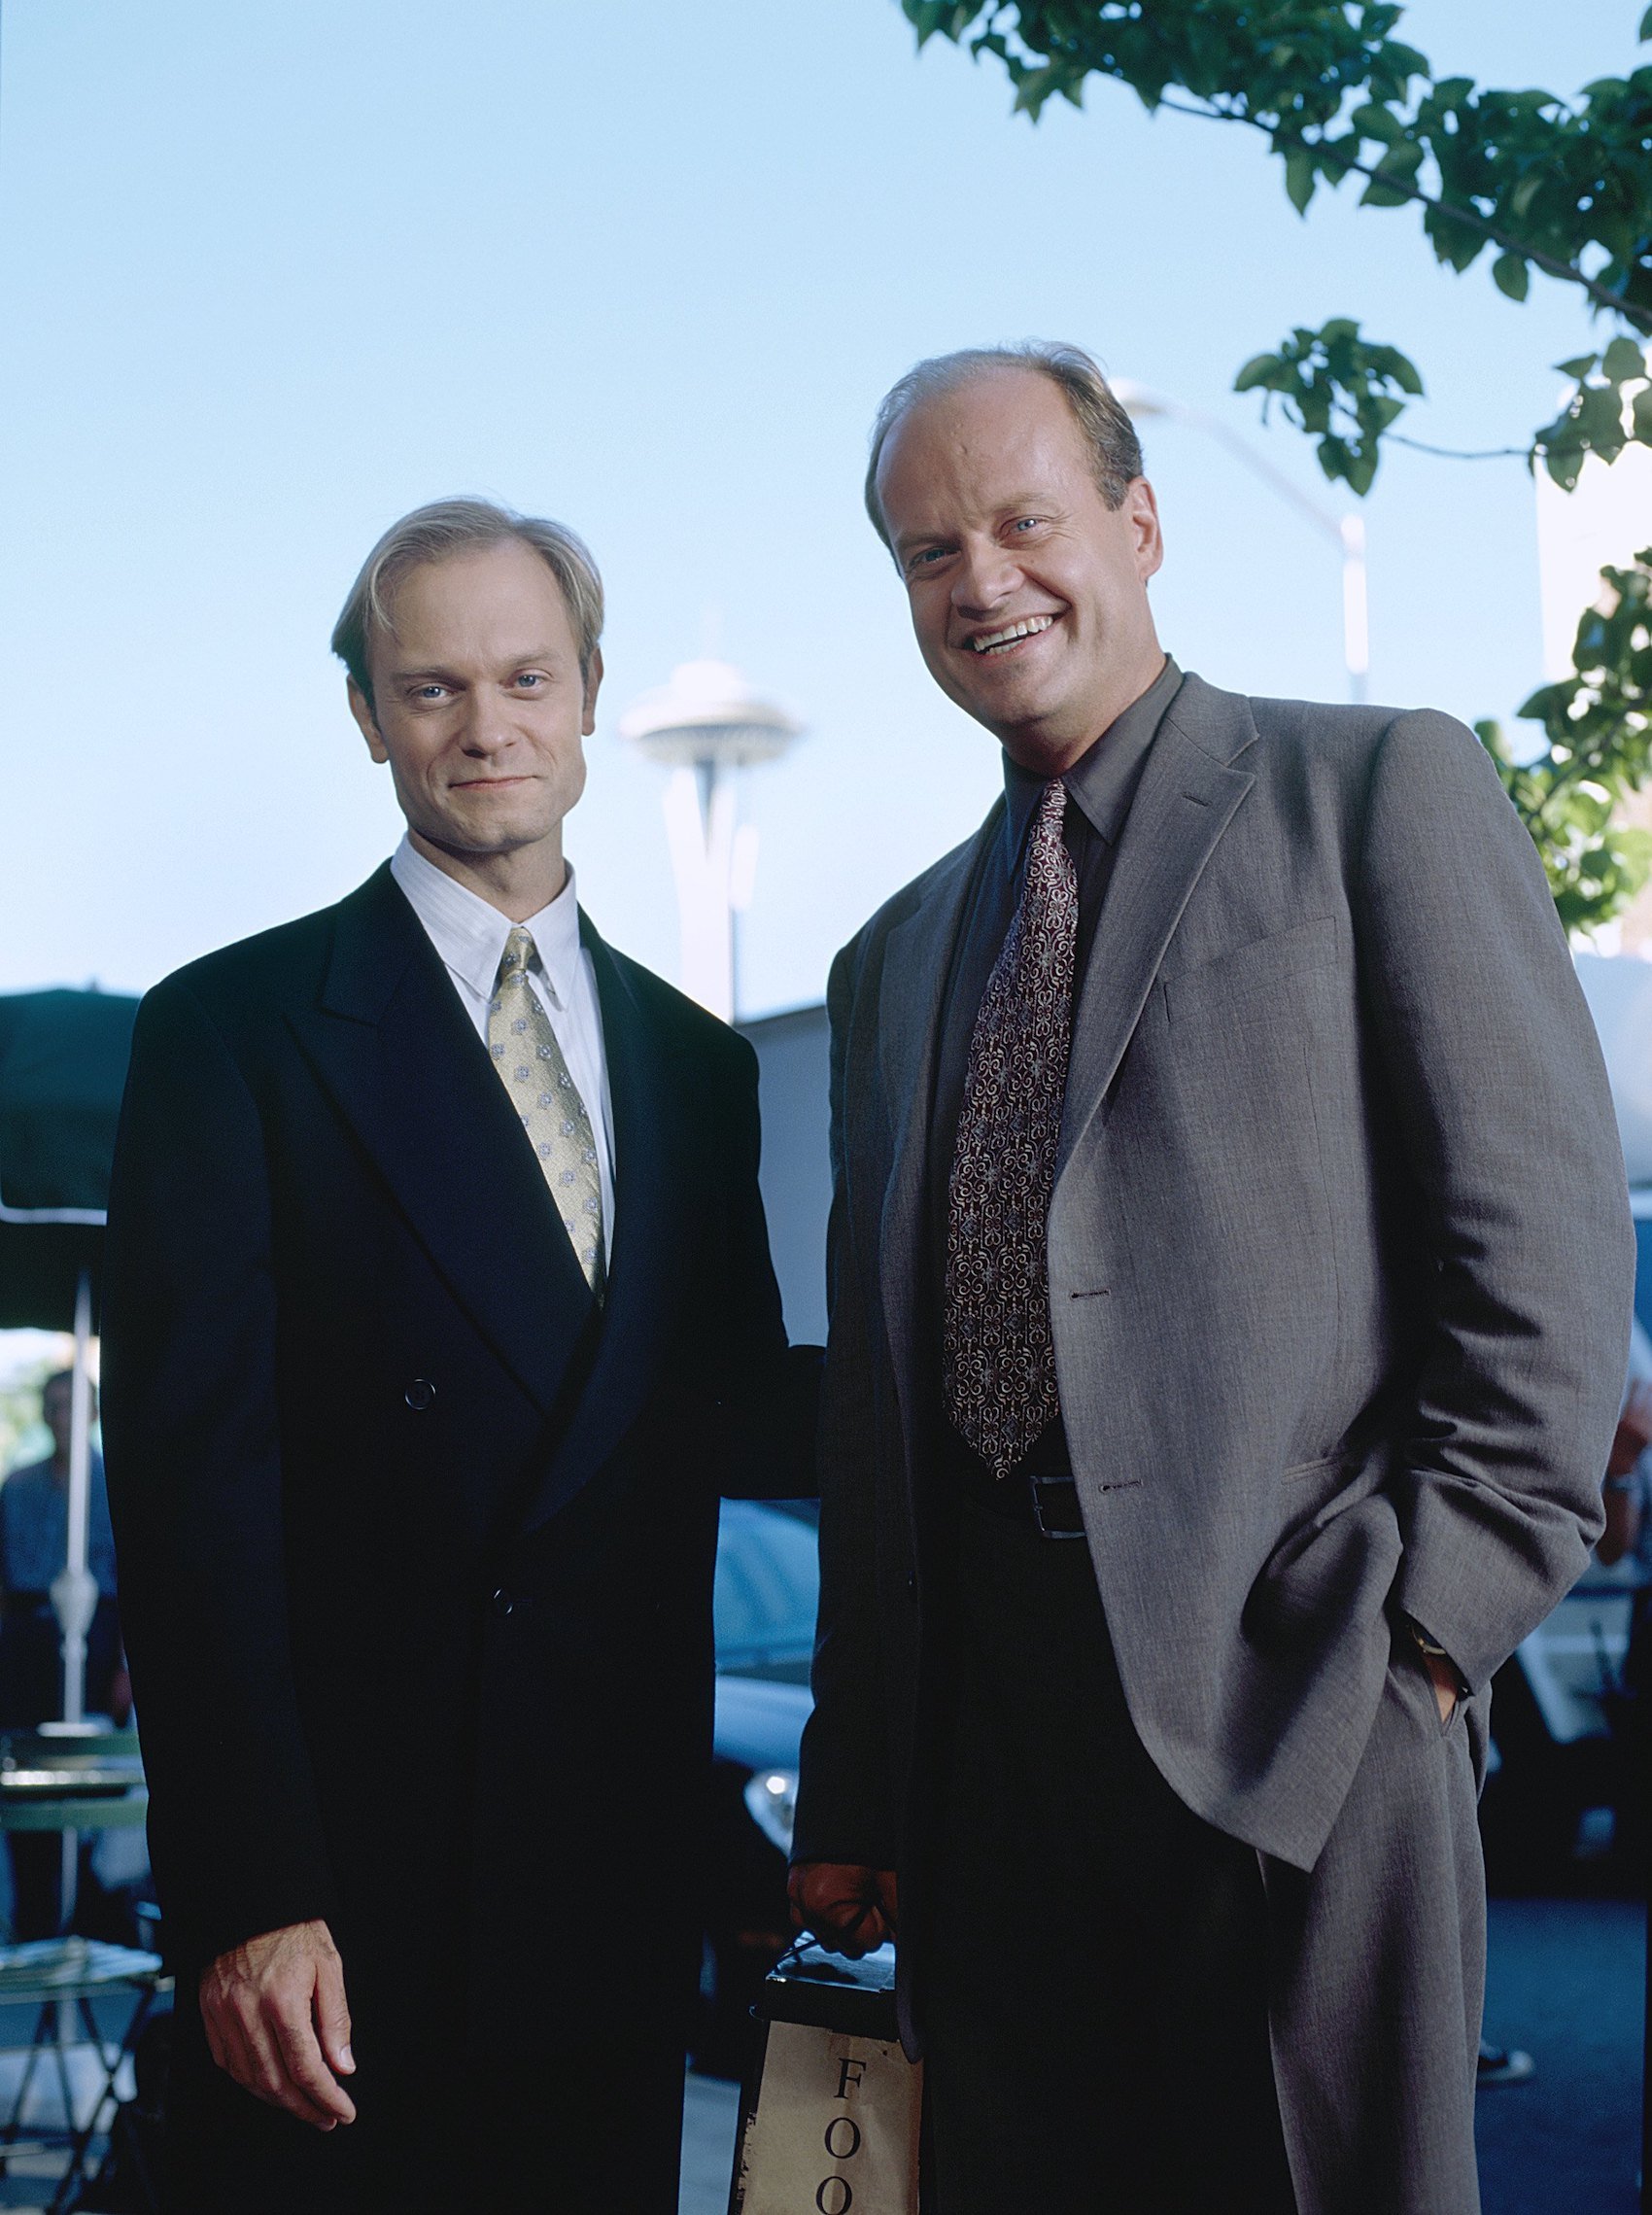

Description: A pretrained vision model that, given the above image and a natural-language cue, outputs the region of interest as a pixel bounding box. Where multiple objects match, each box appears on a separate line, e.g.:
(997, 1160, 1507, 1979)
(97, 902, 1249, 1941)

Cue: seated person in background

(1600, 1321, 1652, 1874)
(1598, 1320, 1652, 1578)
(0, 1370, 127, 1937)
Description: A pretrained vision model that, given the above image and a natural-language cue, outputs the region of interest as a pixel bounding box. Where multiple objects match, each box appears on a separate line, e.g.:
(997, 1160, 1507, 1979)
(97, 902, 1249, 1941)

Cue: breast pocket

(1163, 915, 1340, 1028)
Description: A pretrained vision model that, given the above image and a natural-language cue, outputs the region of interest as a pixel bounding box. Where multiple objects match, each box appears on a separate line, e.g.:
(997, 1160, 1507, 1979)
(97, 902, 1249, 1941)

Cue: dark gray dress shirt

(928, 655, 1186, 1471)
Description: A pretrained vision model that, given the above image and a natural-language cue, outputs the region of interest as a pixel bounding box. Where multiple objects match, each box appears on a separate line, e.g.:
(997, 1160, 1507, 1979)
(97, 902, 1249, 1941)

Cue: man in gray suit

(788, 343, 1633, 2214)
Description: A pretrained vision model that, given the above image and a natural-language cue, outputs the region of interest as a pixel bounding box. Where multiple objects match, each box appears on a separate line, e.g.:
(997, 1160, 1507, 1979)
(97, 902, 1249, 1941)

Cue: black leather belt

(940, 1427, 1087, 1540)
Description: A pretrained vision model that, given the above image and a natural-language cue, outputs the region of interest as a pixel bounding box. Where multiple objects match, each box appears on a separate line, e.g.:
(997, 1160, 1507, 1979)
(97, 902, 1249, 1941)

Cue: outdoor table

(0, 1742, 161, 2211)
(0, 1934, 166, 2212)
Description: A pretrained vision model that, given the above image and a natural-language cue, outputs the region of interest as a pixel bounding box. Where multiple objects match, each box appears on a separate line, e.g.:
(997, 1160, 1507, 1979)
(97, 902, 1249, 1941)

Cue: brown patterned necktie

(945, 778, 1079, 1478)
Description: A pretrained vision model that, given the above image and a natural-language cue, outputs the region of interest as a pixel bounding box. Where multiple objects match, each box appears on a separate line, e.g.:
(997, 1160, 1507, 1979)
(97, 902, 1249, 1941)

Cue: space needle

(619, 658, 802, 1021)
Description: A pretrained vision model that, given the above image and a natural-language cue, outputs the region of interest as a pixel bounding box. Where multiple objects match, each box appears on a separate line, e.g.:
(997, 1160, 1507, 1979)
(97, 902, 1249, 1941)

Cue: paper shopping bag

(728, 1938, 920, 2215)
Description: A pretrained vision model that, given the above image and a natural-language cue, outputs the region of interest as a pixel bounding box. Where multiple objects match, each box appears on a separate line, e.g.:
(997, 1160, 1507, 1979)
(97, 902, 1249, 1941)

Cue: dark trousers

(164, 1984, 686, 2213)
(914, 1467, 1296, 2215)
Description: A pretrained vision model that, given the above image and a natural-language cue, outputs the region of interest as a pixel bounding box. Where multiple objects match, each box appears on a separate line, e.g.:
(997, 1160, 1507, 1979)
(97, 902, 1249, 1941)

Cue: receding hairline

(864, 342, 1145, 553)
(874, 366, 1096, 537)
(878, 357, 1063, 443)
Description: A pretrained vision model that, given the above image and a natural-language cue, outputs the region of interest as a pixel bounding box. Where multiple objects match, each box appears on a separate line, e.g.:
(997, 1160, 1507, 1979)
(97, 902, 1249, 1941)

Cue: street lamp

(618, 659, 802, 1021)
(1112, 380, 1370, 704)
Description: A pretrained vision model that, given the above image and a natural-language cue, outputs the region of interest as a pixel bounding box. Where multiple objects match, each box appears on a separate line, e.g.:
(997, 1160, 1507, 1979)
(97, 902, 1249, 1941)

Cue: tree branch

(1387, 433, 1530, 460)
(1155, 92, 1650, 329)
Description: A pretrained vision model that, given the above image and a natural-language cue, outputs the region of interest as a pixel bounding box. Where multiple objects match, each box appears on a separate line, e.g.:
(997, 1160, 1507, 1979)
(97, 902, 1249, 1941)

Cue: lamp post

(619, 659, 802, 1021)
(1112, 381, 1370, 705)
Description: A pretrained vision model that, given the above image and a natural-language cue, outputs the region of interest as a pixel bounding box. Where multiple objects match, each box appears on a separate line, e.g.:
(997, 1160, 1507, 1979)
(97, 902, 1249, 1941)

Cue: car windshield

(713, 1502, 819, 1671)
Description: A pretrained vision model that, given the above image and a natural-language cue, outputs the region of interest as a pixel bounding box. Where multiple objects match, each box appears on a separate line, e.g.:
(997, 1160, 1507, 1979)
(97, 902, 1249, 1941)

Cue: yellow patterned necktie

(488, 925, 606, 1298)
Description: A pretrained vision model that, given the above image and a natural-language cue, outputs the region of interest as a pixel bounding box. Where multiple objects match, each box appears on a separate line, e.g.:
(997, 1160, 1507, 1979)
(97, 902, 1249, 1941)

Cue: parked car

(699, 1501, 817, 2075)
(1478, 1569, 1639, 1888)
(1476, 1223, 1652, 1889)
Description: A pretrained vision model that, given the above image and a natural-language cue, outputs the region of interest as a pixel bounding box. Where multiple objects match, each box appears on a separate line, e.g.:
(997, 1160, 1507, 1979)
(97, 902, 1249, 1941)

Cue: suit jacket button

(907, 1572, 917, 1598)
(404, 1379, 435, 1411)
(491, 1587, 514, 1618)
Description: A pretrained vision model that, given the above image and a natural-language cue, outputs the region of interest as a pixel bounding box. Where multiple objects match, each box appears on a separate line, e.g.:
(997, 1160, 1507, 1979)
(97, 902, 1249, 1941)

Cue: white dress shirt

(390, 835, 616, 1263)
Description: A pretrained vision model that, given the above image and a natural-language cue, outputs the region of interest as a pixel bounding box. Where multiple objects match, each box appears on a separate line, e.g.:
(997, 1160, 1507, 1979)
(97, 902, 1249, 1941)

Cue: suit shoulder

(596, 936, 753, 1072)
(833, 823, 986, 981)
(1188, 684, 1488, 815)
(142, 901, 342, 1024)
(1239, 688, 1477, 769)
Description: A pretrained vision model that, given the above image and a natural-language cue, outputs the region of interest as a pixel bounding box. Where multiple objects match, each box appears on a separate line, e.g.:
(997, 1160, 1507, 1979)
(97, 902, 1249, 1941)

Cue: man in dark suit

(789, 346, 1633, 2214)
(102, 498, 815, 2212)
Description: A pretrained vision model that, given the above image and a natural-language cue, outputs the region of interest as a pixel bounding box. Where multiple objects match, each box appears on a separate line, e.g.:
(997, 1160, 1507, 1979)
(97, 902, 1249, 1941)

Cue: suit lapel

(1055, 678, 1257, 1184)
(515, 920, 692, 1534)
(875, 823, 990, 1478)
(287, 866, 593, 1419)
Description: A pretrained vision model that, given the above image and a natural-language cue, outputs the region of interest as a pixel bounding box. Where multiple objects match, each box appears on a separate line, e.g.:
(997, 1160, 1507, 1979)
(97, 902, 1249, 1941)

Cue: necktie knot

(1026, 779, 1070, 883)
(498, 927, 535, 985)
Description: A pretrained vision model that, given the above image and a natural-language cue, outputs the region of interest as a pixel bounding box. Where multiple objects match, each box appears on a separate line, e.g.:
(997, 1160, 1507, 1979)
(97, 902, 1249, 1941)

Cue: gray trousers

(1262, 1634, 1487, 2215)
(916, 1470, 1486, 2214)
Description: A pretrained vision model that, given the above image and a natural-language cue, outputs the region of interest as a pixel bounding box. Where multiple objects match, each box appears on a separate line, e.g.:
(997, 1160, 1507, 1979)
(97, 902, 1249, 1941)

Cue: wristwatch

(1405, 1615, 1466, 1694)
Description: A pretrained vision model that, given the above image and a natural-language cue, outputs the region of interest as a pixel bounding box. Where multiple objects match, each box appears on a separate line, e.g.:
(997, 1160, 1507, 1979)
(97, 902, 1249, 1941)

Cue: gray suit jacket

(794, 674, 1634, 1879)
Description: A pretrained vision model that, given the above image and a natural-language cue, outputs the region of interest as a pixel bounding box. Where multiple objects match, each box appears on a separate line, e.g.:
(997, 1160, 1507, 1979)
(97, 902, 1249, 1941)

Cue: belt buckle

(1028, 1475, 1085, 1540)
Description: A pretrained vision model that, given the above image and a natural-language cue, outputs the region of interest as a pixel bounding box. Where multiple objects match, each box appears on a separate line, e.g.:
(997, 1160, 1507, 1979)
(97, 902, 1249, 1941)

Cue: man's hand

(199, 1919, 357, 2130)
(788, 1862, 898, 1957)
(1419, 1645, 1459, 1726)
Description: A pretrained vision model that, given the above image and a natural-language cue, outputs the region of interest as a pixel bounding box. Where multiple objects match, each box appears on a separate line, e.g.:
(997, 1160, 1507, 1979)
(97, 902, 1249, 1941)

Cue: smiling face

(875, 366, 1165, 771)
(349, 536, 601, 885)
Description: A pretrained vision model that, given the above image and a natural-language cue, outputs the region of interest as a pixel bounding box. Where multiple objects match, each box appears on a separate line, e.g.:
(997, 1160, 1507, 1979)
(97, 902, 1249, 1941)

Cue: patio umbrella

(0, 986, 139, 1729)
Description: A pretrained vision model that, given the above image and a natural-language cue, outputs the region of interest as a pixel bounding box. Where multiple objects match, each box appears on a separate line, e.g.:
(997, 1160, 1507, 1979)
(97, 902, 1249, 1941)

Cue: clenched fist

(788, 1862, 899, 1957)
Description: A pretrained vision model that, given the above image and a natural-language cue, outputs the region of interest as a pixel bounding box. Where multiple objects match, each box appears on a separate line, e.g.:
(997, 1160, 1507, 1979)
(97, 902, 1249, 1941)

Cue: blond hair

(331, 497, 604, 705)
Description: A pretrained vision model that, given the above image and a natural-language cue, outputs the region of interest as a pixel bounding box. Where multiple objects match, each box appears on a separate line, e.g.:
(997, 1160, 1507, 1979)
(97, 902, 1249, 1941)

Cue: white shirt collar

(389, 835, 583, 1008)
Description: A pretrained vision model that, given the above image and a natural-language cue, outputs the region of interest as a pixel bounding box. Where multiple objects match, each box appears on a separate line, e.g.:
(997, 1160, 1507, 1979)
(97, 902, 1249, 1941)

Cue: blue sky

(0, 0, 1640, 1015)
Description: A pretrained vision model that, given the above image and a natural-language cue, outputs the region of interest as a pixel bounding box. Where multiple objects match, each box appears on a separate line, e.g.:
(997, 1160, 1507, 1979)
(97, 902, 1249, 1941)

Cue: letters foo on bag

(730, 1940, 921, 2215)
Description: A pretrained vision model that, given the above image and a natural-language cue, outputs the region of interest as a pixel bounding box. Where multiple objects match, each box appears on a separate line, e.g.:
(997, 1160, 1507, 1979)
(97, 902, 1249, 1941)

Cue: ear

(580, 645, 604, 737)
(1125, 477, 1164, 584)
(348, 677, 390, 763)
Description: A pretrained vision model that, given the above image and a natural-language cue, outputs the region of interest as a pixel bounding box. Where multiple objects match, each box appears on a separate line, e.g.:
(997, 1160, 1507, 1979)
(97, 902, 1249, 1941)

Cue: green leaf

(1390, 351, 1426, 397)
(1557, 355, 1600, 379)
(1641, 4, 1652, 38)
(1360, 172, 1417, 210)
(1349, 102, 1405, 146)
(1233, 354, 1284, 393)
(1424, 208, 1488, 274)
(1284, 146, 1317, 215)
(1493, 253, 1531, 301)
(904, 0, 950, 47)
(1602, 334, 1647, 383)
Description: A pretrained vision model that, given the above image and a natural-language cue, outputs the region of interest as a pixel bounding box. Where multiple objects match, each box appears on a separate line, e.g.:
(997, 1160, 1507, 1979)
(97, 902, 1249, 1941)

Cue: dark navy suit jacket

(103, 863, 815, 2198)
